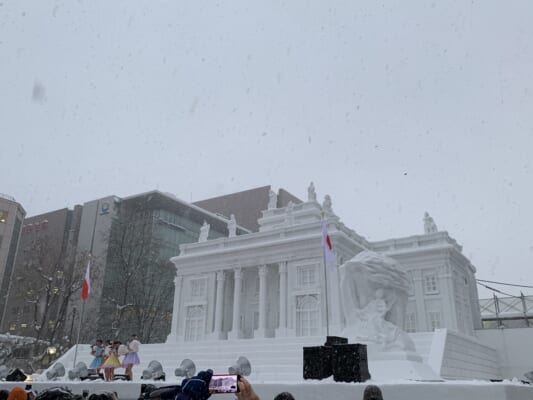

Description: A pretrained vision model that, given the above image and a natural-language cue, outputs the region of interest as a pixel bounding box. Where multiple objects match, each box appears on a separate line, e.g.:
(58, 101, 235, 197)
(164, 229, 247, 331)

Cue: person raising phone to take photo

(235, 377, 260, 400)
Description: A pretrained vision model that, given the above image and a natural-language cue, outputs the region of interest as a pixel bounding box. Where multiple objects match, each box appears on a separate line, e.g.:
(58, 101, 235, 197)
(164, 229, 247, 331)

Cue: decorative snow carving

(227, 214, 237, 238)
(198, 221, 210, 242)
(285, 201, 295, 226)
(268, 190, 277, 209)
(339, 250, 415, 352)
(322, 195, 333, 213)
(423, 212, 438, 234)
(307, 182, 317, 202)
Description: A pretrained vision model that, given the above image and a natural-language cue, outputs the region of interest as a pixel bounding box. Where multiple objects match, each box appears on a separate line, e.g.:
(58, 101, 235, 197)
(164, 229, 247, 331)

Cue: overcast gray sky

(2, 1, 532, 298)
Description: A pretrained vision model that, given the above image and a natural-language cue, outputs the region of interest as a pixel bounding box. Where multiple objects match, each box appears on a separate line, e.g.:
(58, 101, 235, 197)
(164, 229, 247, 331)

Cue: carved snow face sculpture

(339, 250, 414, 351)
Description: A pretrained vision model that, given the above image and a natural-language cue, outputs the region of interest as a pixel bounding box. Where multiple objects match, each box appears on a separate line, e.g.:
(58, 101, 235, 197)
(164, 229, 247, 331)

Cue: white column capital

(278, 261, 287, 274)
(216, 270, 226, 282)
(234, 267, 242, 280)
(259, 264, 268, 277)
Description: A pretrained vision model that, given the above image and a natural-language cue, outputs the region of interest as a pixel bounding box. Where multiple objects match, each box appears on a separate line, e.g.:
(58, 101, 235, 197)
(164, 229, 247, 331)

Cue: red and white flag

(81, 260, 91, 300)
(322, 218, 335, 268)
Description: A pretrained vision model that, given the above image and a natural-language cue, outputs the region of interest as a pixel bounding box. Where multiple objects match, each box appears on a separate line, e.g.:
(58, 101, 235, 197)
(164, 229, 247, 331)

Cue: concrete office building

(0, 194, 26, 329)
(0, 206, 83, 341)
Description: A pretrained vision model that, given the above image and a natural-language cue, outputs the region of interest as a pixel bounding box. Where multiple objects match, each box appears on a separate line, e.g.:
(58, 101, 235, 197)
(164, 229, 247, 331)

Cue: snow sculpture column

(212, 270, 225, 339)
(228, 268, 242, 340)
(255, 265, 268, 338)
(166, 274, 183, 343)
(276, 262, 288, 337)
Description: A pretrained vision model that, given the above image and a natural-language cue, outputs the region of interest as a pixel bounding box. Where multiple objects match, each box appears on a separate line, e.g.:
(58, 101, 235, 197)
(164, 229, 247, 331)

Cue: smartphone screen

(208, 374, 240, 394)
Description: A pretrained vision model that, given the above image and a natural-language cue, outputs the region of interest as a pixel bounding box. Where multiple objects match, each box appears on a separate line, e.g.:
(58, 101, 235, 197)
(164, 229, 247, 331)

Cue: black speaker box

(324, 336, 348, 347)
(332, 343, 371, 383)
(303, 345, 333, 380)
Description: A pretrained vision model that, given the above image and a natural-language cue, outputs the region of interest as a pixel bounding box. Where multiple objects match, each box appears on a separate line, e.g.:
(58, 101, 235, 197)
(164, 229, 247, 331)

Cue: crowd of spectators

(0, 369, 383, 400)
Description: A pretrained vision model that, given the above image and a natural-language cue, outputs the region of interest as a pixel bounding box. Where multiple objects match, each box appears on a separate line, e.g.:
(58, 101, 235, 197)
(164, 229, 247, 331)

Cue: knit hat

(363, 385, 383, 400)
(7, 387, 27, 400)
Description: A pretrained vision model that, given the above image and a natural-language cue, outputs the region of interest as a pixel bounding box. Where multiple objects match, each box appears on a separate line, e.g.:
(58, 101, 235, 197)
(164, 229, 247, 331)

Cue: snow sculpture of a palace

(166, 184, 498, 380)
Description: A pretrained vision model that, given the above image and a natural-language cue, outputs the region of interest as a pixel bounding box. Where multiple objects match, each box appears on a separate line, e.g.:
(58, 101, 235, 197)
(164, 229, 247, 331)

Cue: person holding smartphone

(235, 377, 260, 400)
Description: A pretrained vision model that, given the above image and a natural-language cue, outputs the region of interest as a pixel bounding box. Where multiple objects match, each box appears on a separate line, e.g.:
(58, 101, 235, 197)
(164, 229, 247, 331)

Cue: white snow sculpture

(340, 250, 414, 352)
(307, 182, 317, 202)
(198, 221, 210, 242)
(423, 212, 438, 234)
(322, 194, 333, 213)
(285, 201, 295, 226)
(268, 190, 277, 209)
(227, 214, 237, 238)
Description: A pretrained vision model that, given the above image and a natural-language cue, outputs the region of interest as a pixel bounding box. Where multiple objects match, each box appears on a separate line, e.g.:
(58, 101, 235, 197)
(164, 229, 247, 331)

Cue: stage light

(46, 362, 66, 380)
(5, 368, 27, 382)
(174, 359, 196, 378)
(0, 365, 9, 380)
(68, 361, 89, 380)
(142, 360, 165, 381)
(228, 356, 251, 376)
(47, 346, 57, 355)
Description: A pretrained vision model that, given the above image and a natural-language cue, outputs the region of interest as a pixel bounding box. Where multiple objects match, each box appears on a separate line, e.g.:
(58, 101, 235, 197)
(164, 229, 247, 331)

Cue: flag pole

(321, 213, 330, 337)
(72, 296, 86, 368)
(73, 202, 98, 367)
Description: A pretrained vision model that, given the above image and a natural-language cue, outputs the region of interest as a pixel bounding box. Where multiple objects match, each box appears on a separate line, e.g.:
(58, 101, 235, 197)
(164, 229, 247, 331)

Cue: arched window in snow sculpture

(296, 295, 319, 337)
(184, 305, 206, 342)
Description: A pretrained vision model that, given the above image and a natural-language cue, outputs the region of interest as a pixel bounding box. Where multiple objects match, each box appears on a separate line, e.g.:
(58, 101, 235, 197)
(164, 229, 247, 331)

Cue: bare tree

(6, 231, 91, 369)
(98, 201, 175, 343)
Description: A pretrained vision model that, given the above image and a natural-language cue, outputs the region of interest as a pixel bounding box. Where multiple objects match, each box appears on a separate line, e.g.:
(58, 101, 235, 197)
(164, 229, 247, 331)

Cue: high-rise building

(0, 194, 26, 329)
(0, 206, 83, 342)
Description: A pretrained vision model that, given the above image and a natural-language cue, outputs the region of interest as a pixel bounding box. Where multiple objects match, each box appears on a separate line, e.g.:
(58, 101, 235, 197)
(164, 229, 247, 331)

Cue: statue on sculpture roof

(227, 214, 237, 238)
(322, 194, 333, 214)
(198, 220, 210, 242)
(268, 189, 277, 210)
(307, 182, 317, 202)
(285, 201, 295, 226)
(423, 211, 438, 234)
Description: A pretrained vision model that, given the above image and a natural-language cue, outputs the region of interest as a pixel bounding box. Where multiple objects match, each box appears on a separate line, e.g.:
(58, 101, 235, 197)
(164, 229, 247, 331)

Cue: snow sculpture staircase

(51, 334, 441, 383)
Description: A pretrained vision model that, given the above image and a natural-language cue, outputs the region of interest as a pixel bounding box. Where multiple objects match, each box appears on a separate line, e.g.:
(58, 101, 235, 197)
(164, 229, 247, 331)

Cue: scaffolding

(479, 293, 533, 328)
